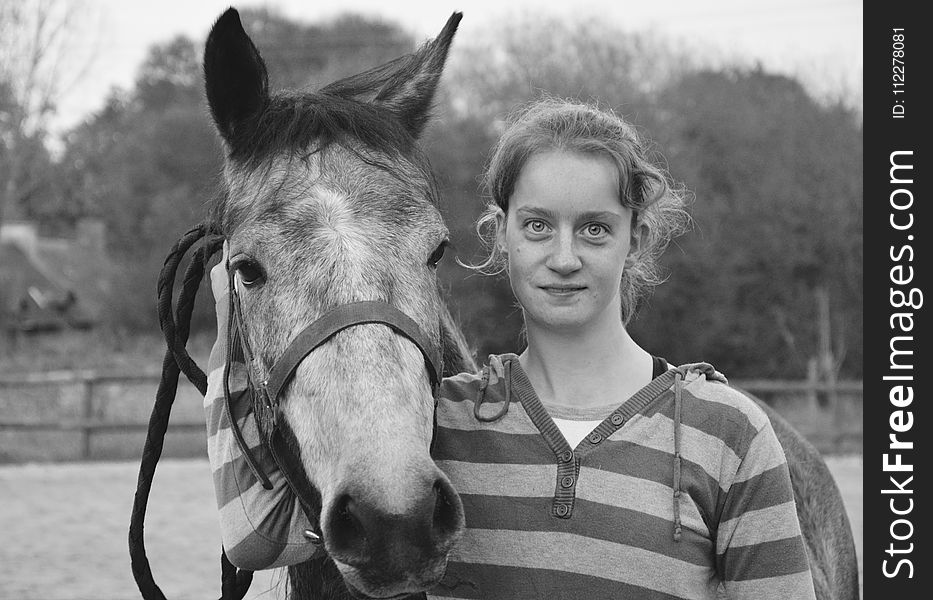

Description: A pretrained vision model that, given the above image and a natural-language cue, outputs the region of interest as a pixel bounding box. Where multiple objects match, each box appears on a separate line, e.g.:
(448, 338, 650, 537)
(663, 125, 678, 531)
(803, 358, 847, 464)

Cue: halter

(224, 264, 443, 544)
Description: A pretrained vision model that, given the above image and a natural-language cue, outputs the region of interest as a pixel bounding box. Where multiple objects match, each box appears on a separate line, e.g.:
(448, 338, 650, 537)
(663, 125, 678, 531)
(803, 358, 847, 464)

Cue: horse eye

(428, 240, 448, 267)
(234, 260, 265, 287)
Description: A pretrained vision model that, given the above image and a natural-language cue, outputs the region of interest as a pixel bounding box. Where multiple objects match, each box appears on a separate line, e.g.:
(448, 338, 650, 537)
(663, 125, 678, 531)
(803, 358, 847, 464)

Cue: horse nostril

(432, 477, 463, 541)
(328, 493, 367, 559)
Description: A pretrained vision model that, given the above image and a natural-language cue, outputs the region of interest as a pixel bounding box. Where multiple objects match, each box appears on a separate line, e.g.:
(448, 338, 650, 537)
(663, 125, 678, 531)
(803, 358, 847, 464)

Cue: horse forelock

(216, 132, 439, 231)
(224, 90, 423, 171)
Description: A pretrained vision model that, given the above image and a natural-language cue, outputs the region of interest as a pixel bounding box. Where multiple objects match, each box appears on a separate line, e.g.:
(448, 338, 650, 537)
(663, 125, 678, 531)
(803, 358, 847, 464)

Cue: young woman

(204, 99, 816, 599)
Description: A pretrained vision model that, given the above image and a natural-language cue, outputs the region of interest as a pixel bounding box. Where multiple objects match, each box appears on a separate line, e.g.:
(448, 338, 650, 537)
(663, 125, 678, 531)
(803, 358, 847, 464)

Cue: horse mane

(438, 295, 478, 376)
(227, 90, 420, 169)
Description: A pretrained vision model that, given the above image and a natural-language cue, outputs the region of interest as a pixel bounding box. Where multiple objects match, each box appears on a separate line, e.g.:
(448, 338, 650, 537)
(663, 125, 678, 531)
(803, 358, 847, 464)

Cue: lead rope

(129, 223, 254, 600)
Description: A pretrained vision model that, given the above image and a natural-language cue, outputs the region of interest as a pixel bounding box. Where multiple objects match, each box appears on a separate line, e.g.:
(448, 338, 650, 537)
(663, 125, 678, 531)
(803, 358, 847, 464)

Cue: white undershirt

(538, 358, 665, 448)
(543, 399, 618, 448)
(551, 418, 604, 448)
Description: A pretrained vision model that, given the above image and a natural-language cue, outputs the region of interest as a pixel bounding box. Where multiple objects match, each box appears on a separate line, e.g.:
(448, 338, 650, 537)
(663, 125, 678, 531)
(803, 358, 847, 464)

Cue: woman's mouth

(540, 284, 586, 296)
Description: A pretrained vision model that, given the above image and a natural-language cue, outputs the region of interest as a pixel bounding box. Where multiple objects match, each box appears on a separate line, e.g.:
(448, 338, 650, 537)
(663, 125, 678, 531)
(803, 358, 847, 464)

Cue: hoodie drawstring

(670, 361, 725, 542)
(475, 354, 511, 422)
(672, 369, 684, 542)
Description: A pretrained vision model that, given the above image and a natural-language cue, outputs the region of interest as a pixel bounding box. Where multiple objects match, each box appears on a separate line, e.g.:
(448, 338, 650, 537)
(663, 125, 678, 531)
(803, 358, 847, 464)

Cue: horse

(198, 8, 475, 599)
(748, 397, 860, 600)
(195, 8, 857, 600)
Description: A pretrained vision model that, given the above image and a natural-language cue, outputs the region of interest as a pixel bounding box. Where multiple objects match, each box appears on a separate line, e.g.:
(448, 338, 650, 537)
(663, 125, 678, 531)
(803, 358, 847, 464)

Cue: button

(610, 413, 624, 426)
(555, 503, 570, 517)
(560, 476, 575, 488)
(558, 450, 574, 463)
(588, 432, 603, 444)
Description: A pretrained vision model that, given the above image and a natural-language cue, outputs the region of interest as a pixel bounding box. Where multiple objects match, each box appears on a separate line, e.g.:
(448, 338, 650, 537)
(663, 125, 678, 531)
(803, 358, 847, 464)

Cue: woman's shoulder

(677, 363, 770, 433)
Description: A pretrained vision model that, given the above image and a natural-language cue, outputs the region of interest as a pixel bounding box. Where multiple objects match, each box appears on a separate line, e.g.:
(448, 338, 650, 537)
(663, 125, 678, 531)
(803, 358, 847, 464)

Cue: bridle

(224, 261, 444, 544)
(129, 224, 444, 600)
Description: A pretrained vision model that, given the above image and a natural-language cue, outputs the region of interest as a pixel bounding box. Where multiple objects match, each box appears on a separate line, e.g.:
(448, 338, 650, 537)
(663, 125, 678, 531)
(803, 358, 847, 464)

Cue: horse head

(204, 9, 464, 597)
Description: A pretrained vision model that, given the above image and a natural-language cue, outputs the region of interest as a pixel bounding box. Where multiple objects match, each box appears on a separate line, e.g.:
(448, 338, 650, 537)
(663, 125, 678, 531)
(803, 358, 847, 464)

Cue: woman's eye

(428, 240, 449, 267)
(584, 223, 609, 238)
(525, 220, 548, 234)
(235, 261, 265, 286)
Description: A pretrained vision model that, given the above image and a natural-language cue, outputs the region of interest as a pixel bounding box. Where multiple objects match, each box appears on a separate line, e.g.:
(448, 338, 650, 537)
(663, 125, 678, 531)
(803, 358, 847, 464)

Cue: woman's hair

(471, 97, 691, 325)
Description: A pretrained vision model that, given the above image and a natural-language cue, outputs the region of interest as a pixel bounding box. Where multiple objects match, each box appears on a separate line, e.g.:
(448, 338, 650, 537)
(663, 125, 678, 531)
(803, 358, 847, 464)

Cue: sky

(52, 0, 862, 135)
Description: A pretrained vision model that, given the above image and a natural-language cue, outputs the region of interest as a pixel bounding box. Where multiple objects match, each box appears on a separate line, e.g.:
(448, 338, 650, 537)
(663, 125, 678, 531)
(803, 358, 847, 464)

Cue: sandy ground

(0, 456, 862, 600)
(0, 459, 286, 600)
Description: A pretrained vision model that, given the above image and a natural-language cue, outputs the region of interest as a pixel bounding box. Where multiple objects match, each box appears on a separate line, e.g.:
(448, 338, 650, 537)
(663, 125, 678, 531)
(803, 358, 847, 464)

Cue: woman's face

(500, 150, 634, 334)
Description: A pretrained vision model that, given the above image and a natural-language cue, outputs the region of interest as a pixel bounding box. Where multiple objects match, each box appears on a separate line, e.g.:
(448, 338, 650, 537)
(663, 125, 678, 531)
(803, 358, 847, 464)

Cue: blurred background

(0, 1, 861, 597)
(1, 0, 863, 448)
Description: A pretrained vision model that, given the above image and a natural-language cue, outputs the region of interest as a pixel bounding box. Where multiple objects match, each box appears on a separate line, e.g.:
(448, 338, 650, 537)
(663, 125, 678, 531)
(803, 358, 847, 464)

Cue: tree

(0, 0, 95, 227)
(49, 36, 220, 330)
(632, 67, 863, 378)
(1, 77, 53, 222)
(444, 14, 690, 125)
(235, 8, 415, 90)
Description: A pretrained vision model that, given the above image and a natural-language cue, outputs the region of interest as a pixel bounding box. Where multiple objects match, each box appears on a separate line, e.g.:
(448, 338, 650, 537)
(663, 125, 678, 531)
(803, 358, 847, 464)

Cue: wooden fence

(0, 369, 863, 462)
(0, 368, 203, 462)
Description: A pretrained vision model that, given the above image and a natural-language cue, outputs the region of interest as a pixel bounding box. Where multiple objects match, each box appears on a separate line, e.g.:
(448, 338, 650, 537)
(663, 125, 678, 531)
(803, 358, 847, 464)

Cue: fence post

(81, 377, 94, 460)
(825, 358, 840, 436)
(806, 359, 819, 408)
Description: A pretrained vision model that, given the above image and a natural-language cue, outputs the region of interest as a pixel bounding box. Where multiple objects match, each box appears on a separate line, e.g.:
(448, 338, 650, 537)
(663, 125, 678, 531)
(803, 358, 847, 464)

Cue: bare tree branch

(0, 0, 97, 226)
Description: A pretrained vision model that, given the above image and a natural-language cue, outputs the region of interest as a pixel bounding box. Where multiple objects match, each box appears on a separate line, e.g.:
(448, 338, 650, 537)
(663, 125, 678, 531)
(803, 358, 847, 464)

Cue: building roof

(0, 235, 101, 332)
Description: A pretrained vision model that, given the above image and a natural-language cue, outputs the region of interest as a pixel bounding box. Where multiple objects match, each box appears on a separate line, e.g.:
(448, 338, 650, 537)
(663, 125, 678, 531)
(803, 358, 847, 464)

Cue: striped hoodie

(204, 277, 815, 597)
(429, 357, 816, 599)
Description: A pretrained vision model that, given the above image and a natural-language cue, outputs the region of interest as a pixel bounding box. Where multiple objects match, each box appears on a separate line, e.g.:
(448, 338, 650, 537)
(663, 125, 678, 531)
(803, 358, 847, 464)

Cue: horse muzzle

(325, 469, 464, 597)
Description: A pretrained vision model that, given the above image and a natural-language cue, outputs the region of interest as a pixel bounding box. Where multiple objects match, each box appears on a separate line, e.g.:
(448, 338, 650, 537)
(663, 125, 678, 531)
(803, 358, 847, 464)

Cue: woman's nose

(545, 233, 582, 274)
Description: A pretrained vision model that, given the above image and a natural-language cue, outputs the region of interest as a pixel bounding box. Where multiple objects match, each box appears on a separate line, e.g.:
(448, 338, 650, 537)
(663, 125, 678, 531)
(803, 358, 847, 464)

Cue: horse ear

(203, 8, 269, 146)
(372, 12, 462, 138)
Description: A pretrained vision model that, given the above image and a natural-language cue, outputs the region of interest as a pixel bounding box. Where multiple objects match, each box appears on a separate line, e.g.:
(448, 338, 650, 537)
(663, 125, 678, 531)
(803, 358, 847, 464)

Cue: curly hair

(469, 98, 690, 325)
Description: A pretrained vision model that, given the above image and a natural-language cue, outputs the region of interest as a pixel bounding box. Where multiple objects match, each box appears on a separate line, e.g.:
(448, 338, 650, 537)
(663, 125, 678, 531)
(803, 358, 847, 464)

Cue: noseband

(224, 265, 443, 545)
